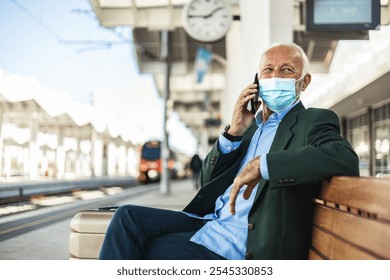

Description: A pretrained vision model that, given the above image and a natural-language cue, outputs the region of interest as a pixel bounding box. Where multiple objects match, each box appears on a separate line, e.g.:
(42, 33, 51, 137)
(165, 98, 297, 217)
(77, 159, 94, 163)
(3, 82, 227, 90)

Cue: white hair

(260, 42, 311, 74)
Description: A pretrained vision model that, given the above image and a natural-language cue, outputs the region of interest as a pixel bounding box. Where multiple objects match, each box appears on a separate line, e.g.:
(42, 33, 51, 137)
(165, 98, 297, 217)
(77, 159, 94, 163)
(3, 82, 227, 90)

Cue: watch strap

(223, 125, 243, 142)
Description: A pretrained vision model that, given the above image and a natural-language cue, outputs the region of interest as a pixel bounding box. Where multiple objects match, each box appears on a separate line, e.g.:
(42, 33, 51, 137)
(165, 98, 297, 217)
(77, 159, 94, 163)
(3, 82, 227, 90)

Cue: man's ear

(301, 74, 311, 91)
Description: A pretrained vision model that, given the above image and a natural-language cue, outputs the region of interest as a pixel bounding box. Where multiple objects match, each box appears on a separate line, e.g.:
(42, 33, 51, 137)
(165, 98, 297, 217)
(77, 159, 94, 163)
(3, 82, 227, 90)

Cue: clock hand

(188, 14, 208, 18)
(204, 7, 223, 19)
(188, 6, 224, 19)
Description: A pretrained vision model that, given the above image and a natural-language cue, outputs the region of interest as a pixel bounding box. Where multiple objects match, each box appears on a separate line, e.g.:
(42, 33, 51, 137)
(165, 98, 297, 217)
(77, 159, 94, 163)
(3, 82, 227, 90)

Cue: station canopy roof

(0, 69, 133, 146)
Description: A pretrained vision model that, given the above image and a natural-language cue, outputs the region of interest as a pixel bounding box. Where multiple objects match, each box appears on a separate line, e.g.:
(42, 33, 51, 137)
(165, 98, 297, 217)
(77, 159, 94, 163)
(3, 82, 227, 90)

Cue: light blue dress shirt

(183, 103, 298, 259)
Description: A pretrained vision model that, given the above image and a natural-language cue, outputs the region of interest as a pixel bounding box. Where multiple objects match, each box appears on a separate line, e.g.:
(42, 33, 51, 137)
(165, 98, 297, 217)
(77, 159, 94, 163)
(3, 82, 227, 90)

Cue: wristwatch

(223, 125, 243, 142)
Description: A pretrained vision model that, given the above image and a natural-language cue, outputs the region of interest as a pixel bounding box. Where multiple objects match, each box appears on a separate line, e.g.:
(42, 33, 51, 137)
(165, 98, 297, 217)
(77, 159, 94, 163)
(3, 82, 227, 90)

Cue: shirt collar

(255, 100, 301, 126)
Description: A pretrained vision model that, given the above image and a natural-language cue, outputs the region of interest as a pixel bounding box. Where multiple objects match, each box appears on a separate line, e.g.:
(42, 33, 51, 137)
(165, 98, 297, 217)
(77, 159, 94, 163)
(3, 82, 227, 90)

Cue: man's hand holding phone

(229, 75, 261, 137)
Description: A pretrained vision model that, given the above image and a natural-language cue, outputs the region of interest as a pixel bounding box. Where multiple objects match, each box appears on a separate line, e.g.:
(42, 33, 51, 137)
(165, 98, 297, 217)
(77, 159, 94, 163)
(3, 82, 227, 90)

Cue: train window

(141, 141, 161, 161)
(145, 141, 160, 148)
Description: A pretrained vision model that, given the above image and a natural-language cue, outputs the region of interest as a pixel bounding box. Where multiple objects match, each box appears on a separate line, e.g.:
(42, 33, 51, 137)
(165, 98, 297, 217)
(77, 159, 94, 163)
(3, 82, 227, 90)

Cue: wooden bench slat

(310, 226, 377, 260)
(308, 248, 324, 260)
(312, 204, 390, 259)
(318, 176, 390, 221)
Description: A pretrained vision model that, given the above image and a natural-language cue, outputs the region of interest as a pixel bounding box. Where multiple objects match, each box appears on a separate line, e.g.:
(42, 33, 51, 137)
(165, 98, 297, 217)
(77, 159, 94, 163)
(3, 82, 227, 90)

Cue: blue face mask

(259, 77, 303, 112)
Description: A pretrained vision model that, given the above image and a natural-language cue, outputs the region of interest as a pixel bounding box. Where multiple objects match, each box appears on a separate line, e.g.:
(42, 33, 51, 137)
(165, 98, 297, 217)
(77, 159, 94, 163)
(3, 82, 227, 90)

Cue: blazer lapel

(269, 102, 305, 152)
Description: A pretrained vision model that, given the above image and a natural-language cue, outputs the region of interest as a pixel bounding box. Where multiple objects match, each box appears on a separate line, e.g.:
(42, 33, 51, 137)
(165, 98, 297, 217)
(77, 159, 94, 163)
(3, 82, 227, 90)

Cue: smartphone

(250, 73, 260, 114)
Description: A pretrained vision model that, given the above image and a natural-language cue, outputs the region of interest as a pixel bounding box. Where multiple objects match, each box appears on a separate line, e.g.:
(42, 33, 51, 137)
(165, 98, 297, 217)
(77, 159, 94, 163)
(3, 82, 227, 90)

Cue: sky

(0, 0, 198, 155)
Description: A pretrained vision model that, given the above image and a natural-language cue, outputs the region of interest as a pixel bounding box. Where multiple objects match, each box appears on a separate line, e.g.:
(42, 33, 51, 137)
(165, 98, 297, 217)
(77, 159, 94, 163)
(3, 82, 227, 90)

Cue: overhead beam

(90, 0, 183, 29)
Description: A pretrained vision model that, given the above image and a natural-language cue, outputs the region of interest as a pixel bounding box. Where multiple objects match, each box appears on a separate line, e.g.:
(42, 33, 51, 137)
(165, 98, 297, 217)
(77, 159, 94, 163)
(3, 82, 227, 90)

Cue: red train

(138, 140, 177, 183)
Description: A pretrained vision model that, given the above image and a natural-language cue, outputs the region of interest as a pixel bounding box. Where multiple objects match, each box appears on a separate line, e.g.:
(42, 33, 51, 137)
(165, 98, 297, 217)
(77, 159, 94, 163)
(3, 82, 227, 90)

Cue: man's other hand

(229, 156, 262, 215)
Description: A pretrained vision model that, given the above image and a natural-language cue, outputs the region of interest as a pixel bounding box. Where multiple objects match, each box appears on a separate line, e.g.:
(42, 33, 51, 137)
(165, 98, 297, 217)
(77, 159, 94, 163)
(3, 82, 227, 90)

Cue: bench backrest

(309, 176, 390, 260)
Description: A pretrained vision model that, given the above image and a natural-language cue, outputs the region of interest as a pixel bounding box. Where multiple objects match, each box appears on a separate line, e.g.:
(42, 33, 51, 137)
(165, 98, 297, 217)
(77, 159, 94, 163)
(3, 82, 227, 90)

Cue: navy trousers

(98, 205, 225, 260)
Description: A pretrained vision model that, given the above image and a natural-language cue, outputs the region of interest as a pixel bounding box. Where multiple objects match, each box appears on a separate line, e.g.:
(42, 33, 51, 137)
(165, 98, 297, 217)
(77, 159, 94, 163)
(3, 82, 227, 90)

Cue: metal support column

(160, 30, 171, 195)
(0, 113, 3, 179)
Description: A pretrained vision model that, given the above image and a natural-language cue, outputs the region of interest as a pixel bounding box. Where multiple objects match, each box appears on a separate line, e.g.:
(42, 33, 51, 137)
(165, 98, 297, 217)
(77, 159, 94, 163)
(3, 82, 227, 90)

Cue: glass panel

(98, 0, 132, 8)
(373, 103, 390, 176)
(135, 0, 189, 8)
(349, 112, 370, 176)
(134, 0, 169, 7)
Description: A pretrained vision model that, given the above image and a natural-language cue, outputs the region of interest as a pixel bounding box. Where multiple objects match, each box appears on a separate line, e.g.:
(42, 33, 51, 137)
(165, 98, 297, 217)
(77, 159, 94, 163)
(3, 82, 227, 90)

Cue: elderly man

(99, 42, 359, 260)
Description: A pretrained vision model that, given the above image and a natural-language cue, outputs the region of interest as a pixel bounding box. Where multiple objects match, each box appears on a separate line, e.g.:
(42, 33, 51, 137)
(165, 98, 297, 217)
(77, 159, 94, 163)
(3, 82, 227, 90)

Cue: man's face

(259, 45, 304, 80)
(259, 45, 308, 94)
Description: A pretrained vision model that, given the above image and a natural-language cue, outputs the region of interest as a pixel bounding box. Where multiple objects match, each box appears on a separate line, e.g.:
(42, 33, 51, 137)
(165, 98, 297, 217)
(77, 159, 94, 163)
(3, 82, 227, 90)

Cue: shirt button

(248, 223, 255, 230)
(245, 252, 253, 260)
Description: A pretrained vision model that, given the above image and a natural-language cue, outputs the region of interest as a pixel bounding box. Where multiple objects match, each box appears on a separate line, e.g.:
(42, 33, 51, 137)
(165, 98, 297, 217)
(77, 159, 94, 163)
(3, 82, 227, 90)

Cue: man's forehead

(262, 46, 302, 66)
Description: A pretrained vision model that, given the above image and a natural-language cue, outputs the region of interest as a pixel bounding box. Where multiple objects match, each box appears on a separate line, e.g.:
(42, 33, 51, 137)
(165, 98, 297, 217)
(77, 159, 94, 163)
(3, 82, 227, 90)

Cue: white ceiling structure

(303, 26, 390, 116)
(0, 69, 133, 147)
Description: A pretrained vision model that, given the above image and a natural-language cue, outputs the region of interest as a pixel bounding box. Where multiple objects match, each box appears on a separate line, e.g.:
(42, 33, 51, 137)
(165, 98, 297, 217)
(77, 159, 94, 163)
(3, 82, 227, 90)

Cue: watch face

(182, 0, 232, 43)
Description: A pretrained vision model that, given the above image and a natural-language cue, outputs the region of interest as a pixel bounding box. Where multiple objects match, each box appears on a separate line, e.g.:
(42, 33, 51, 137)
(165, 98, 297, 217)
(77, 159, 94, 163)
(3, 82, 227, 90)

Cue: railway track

(0, 176, 138, 205)
(0, 183, 158, 242)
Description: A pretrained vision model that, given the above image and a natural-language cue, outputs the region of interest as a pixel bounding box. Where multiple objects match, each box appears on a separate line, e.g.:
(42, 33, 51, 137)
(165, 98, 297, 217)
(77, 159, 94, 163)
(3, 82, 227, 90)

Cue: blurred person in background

(190, 154, 203, 189)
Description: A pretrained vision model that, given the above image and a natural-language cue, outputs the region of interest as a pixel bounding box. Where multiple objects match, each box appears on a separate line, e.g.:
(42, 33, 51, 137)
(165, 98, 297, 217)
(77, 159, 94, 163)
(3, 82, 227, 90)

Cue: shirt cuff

(260, 154, 270, 180)
(218, 133, 242, 154)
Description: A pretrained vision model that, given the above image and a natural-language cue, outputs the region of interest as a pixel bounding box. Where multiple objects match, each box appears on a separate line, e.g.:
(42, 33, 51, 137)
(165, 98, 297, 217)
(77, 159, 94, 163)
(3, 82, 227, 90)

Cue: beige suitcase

(69, 207, 117, 259)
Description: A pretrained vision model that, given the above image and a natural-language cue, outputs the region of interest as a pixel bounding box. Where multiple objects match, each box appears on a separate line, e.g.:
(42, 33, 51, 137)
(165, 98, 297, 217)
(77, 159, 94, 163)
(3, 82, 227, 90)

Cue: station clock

(182, 0, 232, 43)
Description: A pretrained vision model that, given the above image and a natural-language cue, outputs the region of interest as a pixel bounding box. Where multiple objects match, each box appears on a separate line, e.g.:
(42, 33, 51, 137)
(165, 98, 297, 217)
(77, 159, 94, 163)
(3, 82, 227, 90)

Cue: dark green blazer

(183, 102, 359, 259)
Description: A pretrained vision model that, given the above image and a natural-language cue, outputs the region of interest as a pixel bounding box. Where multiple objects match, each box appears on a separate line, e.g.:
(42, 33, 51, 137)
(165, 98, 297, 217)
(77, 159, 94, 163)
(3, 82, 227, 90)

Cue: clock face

(182, 0, 232, 43)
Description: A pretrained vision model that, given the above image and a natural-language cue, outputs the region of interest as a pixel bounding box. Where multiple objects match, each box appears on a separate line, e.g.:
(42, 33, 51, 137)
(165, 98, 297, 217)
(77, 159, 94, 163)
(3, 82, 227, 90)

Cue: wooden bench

(69, 176, 390, 259)
(309, 176, 390, 260)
